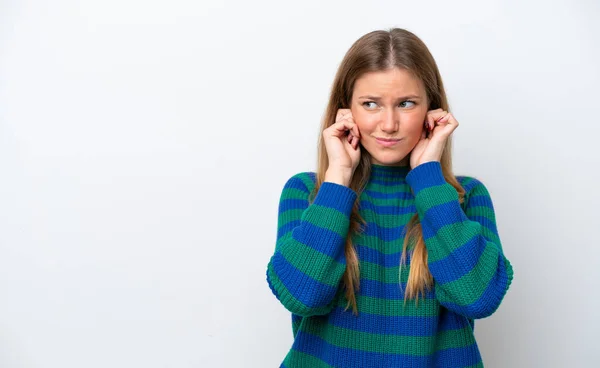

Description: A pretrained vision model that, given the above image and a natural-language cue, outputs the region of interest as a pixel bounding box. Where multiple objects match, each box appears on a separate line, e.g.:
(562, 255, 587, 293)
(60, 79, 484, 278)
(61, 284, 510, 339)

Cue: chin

(370, 153, 410, 166)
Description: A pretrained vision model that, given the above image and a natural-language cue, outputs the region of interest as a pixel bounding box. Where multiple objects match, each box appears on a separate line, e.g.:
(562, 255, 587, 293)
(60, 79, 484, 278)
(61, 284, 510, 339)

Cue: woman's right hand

(322, 109, 362, 177)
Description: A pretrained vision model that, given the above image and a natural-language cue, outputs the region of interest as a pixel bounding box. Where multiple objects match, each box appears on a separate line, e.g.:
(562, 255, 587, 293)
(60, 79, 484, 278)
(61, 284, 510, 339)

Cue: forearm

(267, 178, 357, 317)
(406, 161, 514, 319)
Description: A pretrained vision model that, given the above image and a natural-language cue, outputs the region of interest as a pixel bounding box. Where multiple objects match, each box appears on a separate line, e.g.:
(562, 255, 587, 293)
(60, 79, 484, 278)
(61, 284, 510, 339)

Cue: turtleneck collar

(369, 163, 411, 183)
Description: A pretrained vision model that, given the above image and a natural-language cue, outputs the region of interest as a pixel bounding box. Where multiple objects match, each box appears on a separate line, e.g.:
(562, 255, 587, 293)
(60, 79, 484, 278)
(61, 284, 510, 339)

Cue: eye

(362, 100, 417, 109)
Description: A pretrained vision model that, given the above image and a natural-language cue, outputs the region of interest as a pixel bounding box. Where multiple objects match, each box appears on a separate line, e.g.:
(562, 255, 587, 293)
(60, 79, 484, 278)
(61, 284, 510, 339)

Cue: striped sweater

(266, 161, 514, 367)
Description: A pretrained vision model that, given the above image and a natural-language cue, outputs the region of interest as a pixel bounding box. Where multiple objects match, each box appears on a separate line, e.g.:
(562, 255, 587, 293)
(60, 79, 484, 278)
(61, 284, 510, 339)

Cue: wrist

(324, 169, 352, 187)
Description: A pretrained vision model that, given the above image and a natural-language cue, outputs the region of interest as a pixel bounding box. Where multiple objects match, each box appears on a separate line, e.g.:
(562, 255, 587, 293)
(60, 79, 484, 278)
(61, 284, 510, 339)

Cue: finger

(340, 115, 359, 137)
(336, 113, 348, 123)
(340, 114, 356, 131)
(425, 115, 436, 131)
(348, 134, 354, 147)
(336, 108, 350, 118)
(426, 110, 447, 129)
(426, 109, 447, 120)
(440, 112, 458, 126)
(332, 120, 356, 137)
(336, 110, 352, 122)
(336, 114, 360, 137)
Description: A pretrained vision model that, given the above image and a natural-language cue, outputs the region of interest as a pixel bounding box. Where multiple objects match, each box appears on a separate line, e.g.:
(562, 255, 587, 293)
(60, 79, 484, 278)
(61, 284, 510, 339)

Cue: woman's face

(350, 68, 429, 166)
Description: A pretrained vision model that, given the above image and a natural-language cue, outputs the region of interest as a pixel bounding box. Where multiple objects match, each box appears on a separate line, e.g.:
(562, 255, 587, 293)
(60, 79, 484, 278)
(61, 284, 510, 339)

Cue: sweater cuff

(405, 161, 447, 195)
(313, 182, 357, 215)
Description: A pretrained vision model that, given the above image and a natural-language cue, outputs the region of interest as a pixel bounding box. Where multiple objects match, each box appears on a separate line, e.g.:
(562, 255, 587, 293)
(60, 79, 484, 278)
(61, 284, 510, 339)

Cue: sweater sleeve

(265, 172, 358, 317)
(405, 161, 514, 319)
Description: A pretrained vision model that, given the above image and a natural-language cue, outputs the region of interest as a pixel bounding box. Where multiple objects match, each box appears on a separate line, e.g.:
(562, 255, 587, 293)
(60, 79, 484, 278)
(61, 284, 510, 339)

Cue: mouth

(375, 137, 402, 147)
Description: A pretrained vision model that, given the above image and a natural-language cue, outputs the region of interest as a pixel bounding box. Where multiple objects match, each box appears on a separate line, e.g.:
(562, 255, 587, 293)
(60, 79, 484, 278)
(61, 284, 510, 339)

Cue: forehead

(353, 68, 424, 96)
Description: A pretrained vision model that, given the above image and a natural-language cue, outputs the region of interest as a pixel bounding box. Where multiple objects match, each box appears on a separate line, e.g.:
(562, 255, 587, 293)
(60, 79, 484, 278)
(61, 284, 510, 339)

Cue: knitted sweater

(266, 161, 514, 368)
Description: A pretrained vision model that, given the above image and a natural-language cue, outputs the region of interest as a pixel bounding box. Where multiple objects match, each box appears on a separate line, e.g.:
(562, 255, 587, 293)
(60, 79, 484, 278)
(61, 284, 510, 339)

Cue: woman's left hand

(410, 109, 459, 169)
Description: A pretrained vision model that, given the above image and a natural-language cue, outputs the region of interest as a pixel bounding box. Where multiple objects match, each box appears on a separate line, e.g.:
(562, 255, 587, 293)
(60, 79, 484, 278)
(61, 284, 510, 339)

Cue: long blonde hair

(311, 28, 466, 315)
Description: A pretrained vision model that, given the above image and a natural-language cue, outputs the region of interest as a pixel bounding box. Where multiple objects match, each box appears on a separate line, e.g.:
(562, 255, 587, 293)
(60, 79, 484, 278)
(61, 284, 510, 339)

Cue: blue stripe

(280, 198, 309, 211)
(355, 244, 412, 266)
(294, 331, 432, 367)
(405, 161, 446, 195)
(438, 308, 476, 331)
(459, 177, 481, 193)
(327, 306, 469, 335)
(357, 278, 435, 300)
(428, 234, 486, 285)
(434, 345, 482, 366)
(362, 188, 413, 199)
(360, 222, 407, 242)
(358, 200, 416, 215)
(277, 219, 301, 241)
(284, 175, 311, 192)
(437, 253, 509, 318)
(367, 178, 408, 186)
(469, 215, 498, 235)
(312, 182, 357, 213)
(466, 193, 493, 208)
(292, 313, 302, 324)
(293, 331, 481, 367)
(421, 201, 469, 238)
(291, 222, 347, 264)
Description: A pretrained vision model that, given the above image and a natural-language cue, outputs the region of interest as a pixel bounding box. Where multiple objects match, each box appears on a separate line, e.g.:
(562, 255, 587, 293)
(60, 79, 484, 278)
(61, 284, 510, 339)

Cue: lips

(375, 138, 401, 147)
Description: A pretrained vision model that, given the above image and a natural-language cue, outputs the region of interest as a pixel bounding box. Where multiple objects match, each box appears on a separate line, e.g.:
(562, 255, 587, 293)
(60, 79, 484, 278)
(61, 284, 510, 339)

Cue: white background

(1, 0, 599, 367)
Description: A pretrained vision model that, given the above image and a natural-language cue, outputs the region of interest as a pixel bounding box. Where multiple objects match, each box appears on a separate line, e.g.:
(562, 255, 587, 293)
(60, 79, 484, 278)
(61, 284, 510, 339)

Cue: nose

(380, 108, 399, 133)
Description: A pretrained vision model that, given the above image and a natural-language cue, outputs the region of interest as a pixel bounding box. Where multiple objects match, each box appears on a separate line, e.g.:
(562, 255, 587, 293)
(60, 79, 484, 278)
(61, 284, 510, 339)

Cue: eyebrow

(358, 95, 422, 100)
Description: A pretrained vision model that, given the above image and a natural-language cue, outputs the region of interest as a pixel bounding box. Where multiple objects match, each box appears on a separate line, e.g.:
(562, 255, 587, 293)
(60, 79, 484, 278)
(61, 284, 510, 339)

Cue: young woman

(265, 27, 514, 368)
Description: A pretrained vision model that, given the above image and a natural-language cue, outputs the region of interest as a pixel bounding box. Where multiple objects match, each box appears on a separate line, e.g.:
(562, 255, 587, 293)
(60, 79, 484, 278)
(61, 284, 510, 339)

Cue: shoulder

(456, 175, 486, 194)
(281, 171, 317, 194)
(455, 174, 494, 208)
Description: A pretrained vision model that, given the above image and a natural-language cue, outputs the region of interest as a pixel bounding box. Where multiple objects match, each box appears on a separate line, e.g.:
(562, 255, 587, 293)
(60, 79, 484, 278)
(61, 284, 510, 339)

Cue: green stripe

(278, 208, 306, 229)
(302, 321, 436, 355)
(351, 233, 411, 255)
(458, 176, 477, 188)
(299, 322, 477, 355)
(281, 187, 310, 200)
(414, 184, 458, 213)
(359, 208, 416, 228)
(283, 350, 335, 368)
(426, 221, 479, 262)
(301, 205, 351, 237)
(435, 244, 500, 307)
(296, 172, 316, 192)
(277, 237, 346, 287)
(267, 263, 334, 316)
(365, 182, 412, 192)
(359, 259, 411, 283)
(434, 327, 477, 350)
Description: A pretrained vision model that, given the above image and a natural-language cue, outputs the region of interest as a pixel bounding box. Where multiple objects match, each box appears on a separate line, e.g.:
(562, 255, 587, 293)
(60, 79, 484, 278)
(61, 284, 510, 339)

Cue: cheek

(410, 114, 428, 131)
(352, 113, 373, 132)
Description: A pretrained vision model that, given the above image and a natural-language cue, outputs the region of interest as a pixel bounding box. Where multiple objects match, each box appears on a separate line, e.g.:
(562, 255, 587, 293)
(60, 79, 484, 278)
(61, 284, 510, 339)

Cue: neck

(369, 162, 411, 183)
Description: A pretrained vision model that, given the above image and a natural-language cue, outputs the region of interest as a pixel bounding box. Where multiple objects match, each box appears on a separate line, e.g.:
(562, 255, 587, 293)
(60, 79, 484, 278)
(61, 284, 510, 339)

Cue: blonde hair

(311, 28, 466, 315)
